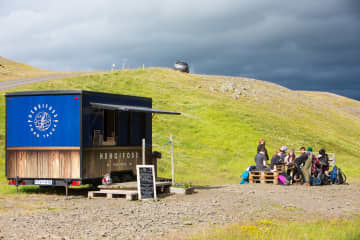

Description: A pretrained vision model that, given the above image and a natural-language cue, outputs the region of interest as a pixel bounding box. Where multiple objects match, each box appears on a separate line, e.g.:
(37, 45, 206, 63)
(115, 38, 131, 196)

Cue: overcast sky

(1, 0, 359, 100)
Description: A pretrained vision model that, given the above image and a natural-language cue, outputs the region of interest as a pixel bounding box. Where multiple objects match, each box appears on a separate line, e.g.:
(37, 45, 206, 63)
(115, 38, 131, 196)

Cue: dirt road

(0, 184, 359, 240)
(0, 73, 83, 91)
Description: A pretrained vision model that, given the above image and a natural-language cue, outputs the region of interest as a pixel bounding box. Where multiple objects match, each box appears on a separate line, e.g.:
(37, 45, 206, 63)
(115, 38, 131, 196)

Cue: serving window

(92, 110, 146, 147)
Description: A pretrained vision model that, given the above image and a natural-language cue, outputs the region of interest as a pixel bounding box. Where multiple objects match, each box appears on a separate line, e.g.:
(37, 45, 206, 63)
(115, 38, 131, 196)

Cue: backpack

(240, 170, 249, 184)
(330, 166, 347, 184)
(311, 176, 321, 186)
(335, 167, 346, 184)
(320, 173, 330, 185)
(318, 154, 329, 168)
(278, 175, 289, 185)
(330, 167, 337, 183)
(280, 172, 291, 182)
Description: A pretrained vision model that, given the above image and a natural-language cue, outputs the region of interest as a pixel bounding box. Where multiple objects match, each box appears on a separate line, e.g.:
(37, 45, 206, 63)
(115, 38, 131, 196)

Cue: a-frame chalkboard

(136, 165, 157, 200)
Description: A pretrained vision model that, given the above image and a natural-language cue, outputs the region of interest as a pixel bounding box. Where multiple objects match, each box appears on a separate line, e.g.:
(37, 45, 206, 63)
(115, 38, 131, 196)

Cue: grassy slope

(0, 68, 360, 189)
(0, 57, 63, 81)
(187, 218, 360, 240)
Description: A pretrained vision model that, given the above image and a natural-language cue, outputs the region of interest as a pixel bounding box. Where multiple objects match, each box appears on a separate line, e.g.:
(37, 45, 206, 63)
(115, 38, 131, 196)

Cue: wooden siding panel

(17, 151, 26, 177)
(38, 152, 48, 178)
(27, 152, 38, 178)
(82, 147, 145, 178)
(50, 151, 60, 178)
(6, 151, 16, 178)
(71, 151, 80, 178)
(63, 152, 72, 178)
(6, 150, 80, 179)
(59, 151, 65, 178)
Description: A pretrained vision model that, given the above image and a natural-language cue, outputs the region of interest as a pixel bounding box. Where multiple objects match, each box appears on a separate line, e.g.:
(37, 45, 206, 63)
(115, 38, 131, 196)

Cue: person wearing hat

(302, 147, 314, 186)
(279, 146, 288, 163)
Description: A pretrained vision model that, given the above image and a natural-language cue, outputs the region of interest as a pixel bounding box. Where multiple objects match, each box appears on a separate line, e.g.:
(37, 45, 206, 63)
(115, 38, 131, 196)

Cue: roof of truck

(5, 90, 152, 101)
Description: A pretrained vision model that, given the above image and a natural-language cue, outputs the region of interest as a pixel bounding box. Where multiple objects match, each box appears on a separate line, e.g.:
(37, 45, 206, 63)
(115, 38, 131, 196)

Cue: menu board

(137, 165, 157, 200)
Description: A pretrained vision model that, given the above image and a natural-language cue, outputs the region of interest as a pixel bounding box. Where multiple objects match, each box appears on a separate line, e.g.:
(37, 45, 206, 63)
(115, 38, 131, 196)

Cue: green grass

(1, 68, 360, 191)
(187, 218, 360, 240)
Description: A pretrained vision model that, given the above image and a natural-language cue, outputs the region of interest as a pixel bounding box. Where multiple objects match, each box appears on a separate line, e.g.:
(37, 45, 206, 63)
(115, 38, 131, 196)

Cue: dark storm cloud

(0, 0, 359, 100)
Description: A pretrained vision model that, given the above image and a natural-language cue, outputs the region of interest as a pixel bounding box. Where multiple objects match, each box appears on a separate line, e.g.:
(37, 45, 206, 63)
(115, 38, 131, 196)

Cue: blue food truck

(5, 90, 179, 191)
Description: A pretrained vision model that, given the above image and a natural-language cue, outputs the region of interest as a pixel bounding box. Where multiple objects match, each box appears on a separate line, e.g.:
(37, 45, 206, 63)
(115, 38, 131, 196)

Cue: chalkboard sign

(137, 165, 157, 200)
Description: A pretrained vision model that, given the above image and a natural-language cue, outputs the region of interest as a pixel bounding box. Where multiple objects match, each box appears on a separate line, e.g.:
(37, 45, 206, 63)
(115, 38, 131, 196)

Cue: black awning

(89, 102, 181, 115)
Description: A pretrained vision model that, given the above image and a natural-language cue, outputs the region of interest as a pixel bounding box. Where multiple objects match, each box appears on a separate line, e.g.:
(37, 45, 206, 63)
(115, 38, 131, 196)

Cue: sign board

(6, 95, 80, 147)
(137, 165, 157, 200)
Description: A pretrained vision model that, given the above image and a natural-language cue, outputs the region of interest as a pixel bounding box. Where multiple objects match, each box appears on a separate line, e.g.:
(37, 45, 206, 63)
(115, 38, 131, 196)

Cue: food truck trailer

(5, 90, 179, 190)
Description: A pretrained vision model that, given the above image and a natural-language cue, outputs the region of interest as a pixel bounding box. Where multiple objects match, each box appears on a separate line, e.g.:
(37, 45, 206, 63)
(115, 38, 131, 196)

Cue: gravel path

(0, 184, 359, 240)
(0, 73, 84, 91)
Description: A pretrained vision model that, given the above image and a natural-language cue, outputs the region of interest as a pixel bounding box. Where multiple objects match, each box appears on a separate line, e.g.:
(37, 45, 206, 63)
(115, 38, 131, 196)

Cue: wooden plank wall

(82, 147, 152, 178)
(6, 150, 80, 178)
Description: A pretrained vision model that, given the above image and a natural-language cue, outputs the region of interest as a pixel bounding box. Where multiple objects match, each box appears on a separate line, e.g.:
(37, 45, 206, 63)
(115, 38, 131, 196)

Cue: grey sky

(1, 0, 359, 99)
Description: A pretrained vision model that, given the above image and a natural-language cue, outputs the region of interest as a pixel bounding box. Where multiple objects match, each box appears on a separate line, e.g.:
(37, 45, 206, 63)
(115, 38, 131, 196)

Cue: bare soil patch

(0, 184, 359, 240)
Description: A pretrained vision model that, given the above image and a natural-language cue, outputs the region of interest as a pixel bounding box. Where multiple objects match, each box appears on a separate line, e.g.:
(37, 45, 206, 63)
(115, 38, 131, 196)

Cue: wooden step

(88, 190, 138, 200)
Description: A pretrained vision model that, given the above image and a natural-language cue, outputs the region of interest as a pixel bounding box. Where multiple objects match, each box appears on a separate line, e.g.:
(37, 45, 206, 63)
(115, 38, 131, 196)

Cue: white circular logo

(27, 104, 59, 138)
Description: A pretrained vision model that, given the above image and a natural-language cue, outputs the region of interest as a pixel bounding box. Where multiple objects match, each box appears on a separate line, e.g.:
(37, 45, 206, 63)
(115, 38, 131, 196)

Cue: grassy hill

(0, 56, 64, 81)
(1, 67, 360, 190)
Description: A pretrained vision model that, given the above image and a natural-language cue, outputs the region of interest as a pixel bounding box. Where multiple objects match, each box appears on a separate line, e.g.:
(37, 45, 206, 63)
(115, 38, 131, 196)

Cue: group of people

(254, 138, 330, 186)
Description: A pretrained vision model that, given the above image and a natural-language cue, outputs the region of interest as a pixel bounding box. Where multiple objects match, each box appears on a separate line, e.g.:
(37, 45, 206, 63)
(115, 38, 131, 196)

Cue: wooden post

(170, 134, 174, 186)
(142, 138, 146, 165)
(65, 184, 68, 199)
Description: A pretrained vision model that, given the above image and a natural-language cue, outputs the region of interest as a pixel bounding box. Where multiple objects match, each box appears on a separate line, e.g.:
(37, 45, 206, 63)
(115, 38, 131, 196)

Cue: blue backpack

(329, 165, 346, 184)
(330, 166, 337, 183)
(240, 170, 249, 184)
(311, 177, 321, 186)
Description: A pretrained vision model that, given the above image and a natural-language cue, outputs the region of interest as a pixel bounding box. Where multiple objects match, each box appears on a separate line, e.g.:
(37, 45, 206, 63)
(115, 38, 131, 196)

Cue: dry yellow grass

(0, 56, 66, 81)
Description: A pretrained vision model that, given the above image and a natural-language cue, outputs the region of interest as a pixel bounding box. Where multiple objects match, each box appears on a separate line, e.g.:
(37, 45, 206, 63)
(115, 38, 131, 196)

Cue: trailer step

(88, 190, 138, 200)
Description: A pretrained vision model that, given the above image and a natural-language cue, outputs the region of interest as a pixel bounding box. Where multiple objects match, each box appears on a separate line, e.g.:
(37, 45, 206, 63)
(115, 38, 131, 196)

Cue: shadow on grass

(13, 185, 98, 197)
(193, 185, 225, 190)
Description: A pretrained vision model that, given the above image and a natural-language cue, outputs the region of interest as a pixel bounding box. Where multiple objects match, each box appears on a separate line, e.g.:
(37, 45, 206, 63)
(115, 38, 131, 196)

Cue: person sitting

(257, 138, 269, 161)
(270, 149, 282, 170)
(254, 148, 270, 171)
(293, 147, 307, 183)
(284, 149, 296, 181)
(285, 149, 296, 165)
(318, 149, 330, 174)
(317, 149, 330, 184)
(311, 156, 321, 180)
(279, 146, 288, 164)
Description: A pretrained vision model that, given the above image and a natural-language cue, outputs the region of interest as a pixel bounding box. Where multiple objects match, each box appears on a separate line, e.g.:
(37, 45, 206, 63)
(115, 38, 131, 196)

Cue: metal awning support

(90, 102, 181, 115)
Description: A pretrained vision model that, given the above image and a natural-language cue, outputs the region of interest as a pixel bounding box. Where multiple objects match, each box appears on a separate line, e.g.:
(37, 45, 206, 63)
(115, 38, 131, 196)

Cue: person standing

(257, 138, 269, 161)
(302, 147, 314, 186)
(294, 147, 307, 183)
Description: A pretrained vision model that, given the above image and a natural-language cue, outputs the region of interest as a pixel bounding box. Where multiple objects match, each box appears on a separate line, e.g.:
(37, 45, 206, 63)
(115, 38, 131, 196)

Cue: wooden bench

(249, 171, 279, 184)
(88, 189, 138, 200)
(275, 164, 285, 173)
(249, 171, 262, 184)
